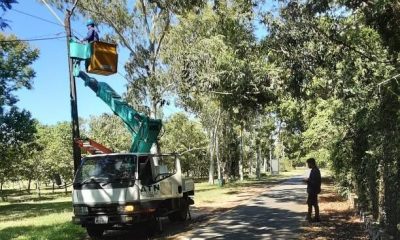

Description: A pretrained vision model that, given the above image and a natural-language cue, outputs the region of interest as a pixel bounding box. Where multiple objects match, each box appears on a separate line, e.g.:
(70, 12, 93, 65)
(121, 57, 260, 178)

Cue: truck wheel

(168, 198, 188, 222)
(86, 226, 104, 240)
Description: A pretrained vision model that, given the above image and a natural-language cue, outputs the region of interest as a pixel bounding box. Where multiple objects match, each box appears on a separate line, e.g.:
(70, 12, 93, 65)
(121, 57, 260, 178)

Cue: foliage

(86, 113, 131, 152)
(0, 33, 38, 194)
(160, 113, 208, 177)
(263, 0, 399, 237)
(0, 0, 17, 29)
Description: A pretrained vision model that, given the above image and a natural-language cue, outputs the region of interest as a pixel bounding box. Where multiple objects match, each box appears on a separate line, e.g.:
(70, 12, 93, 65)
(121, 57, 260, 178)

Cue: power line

(40, 0, 64, 27)
(0, 36, 66, 43)
(12, 8, 63, 27)
(11, 8, 83, 38)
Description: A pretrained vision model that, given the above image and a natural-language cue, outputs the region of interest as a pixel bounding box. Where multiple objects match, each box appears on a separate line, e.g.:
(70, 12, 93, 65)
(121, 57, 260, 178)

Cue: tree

(262, 1, 398, 237)
(0, 108, 36, 197)
(87, 113, 131, 152)
(160, 113, 208, 177)
(0, 33, 39, 197)
(163, 2, 274, 182)
(0, 0, 17, 30)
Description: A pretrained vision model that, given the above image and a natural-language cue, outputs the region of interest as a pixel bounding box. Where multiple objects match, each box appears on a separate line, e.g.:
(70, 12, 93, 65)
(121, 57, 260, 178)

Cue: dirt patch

(300, 178, 368, 240)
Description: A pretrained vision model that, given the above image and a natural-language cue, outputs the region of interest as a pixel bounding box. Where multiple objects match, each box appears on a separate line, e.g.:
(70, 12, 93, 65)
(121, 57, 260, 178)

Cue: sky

(2, 0, 132, 125)
(2, 0, 273, 125)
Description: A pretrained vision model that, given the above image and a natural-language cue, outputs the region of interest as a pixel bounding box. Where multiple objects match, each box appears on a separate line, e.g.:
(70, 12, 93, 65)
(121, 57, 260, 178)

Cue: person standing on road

(305, 157, 321, 222)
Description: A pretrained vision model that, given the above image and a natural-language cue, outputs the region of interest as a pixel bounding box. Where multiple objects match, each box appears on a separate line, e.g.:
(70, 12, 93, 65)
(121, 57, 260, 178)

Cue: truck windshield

(74, 155, 137, 184)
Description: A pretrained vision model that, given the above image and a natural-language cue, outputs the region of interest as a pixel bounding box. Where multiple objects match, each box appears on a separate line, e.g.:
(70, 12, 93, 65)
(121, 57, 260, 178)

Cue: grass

(0, 191, 86, 240)
(0, 169, 303, 239)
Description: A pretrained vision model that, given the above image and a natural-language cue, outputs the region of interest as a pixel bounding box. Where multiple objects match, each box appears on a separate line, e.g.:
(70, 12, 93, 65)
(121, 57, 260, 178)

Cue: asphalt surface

(177, 176, 307, 240)
(94, 176, 307, 239)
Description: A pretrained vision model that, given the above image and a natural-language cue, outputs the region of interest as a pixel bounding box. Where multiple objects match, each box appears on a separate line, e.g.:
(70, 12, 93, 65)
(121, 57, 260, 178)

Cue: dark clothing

(306, 166, 321, 221)
(83, 28, 99, 42)
(307, 193, 318, 205)
(307, 167, 321, 195)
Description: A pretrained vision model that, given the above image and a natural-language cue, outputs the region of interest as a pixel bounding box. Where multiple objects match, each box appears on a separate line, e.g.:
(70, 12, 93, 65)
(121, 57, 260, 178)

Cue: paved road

(177, 176, 307, 240)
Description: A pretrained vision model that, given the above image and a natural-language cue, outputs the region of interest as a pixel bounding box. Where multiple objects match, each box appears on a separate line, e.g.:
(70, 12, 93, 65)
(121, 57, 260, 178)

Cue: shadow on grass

(0, 201, 71, 222)
(225, 190, 240, 195)
(0, 222, 85, 240)
(2, 190, 71, 203)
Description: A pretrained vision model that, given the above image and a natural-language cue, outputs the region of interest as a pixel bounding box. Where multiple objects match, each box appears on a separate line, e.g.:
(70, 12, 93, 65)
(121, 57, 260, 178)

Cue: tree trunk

(208, 131, 215, 185)
(0, 181, 3, 201)
(239, 126, 244, 181)
(269, 148, 273, 173)
(27, 178, 31, 194)
(150, 102, 161, 163)
(263, 155, 267, 173)
(256, 144, 261, 180)
(37, 180, 41, 198)
(64, 181, 68, 195)
(216, 134, 222, 181)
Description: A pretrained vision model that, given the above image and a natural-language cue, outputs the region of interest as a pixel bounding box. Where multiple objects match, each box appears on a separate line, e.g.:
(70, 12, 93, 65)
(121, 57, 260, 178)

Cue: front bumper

(72, 213, 153, 226)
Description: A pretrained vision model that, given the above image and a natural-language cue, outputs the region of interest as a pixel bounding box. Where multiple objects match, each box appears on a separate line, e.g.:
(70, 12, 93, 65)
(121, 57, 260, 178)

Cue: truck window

(75, 155, 136, 183)
(138, 156, 153, 185)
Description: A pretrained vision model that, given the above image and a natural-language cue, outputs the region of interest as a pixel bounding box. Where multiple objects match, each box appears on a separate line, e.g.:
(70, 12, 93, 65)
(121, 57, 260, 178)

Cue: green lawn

(0, 194, 86, 240)
(0, 170, 304, 240)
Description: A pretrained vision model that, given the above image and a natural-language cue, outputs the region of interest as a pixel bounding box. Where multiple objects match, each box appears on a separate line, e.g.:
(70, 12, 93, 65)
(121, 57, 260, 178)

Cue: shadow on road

(180, 176, 307, 240)
(93, 176, 308, 240)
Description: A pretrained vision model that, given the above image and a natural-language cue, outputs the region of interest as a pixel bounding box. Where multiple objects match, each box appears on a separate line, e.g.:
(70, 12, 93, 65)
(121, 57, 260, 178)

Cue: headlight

(74, 206, 88, 215)
(117, 205, 135, 213)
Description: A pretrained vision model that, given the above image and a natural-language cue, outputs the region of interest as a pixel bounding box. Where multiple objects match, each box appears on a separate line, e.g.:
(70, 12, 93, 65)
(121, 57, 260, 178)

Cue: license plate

(95, 216, 108, 224)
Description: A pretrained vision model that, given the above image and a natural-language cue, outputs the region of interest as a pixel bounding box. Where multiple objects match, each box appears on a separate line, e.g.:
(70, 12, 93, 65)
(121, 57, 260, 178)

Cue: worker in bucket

(82, 19, 99, 43)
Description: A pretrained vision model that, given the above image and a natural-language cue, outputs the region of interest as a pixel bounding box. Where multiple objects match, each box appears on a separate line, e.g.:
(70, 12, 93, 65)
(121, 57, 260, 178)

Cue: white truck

(69, 40, 195, 239)
(72, 153, 194, 239)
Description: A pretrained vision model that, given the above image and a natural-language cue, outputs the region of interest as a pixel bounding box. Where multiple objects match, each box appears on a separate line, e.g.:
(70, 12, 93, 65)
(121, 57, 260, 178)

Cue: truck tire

(86, 226, 104, 240)
(168, 198, 188, 222)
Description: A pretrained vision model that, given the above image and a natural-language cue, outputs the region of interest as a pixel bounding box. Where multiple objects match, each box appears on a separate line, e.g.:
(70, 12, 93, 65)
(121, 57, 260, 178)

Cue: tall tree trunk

(0, 181, 3, 201)
(239, 126, 244, 181)
(150, 102, 161, 165)
(256, 144, 261, 180)
(64, 181, 68, 195)
(27, 178, 31, 194)
(263, 152, 267, 173)
(208, 109, 221, 184)
(216, 134, 222, 181)
(37, 179, 41, 198)
(378, 161, 385, 224)
(269, 149, 273, 173)
(208, 130, 215, 184)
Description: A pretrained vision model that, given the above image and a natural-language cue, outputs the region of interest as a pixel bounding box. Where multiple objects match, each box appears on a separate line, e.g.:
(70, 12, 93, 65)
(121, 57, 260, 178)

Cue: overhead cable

(12, 8, 63, 27)
(0, 36, 66, 43)
(11, 8, 83, 38)
(41, 0, 64, 27)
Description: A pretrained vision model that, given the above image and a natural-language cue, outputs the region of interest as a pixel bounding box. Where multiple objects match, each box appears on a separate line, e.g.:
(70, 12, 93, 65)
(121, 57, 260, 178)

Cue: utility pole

(64, 1, 81, 174)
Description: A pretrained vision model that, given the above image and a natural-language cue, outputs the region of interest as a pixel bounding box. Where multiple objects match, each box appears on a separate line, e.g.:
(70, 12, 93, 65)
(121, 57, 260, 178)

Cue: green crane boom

(77, 71, 162, 153)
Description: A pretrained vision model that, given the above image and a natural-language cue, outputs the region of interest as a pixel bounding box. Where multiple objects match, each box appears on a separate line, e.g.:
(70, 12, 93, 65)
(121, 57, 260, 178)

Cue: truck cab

(72, 153, 194, 239)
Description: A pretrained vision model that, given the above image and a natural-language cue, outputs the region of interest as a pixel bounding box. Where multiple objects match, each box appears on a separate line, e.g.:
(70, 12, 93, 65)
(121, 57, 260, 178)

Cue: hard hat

(86, 19, 95, 26)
